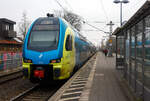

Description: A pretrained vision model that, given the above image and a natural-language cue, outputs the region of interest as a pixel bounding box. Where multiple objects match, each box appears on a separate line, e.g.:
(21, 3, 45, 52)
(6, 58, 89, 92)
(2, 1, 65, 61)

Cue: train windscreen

(27, 18, 60, 52)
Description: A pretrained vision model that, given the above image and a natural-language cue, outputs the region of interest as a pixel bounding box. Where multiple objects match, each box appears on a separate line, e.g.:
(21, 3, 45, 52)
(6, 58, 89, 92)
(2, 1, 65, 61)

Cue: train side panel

(59, 27, 75, 79)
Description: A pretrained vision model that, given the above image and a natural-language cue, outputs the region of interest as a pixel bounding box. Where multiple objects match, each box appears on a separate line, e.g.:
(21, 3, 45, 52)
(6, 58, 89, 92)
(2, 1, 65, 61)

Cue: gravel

(0, 77, 35, 101)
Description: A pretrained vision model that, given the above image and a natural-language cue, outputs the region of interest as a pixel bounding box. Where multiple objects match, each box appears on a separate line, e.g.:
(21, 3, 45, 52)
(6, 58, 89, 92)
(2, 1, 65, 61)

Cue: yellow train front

(22, 16, 95, 83)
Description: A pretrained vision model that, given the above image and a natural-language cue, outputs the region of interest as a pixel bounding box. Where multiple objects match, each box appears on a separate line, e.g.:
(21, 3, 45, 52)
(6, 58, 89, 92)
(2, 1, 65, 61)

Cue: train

(22, 15, 96, 83)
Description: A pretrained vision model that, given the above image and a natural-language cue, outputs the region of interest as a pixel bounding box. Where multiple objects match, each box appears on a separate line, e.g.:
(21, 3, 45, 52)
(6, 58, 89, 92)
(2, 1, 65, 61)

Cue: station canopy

(112, 0, 150, 36)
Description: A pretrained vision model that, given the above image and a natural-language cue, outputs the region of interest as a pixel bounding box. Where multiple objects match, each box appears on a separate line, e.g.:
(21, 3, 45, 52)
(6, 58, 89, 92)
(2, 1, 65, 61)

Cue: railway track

(10, 81, 64, 101)
(0, 70, 23, 85)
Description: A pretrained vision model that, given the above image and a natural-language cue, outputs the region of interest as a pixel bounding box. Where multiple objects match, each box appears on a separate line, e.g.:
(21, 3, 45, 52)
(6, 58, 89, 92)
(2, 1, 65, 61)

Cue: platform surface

(48, 52, 130, 101)
(82, 52, 128, 101)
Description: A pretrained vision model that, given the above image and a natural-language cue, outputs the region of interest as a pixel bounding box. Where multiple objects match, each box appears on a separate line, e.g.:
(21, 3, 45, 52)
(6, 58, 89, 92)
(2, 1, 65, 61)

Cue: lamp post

(113, 0, 129, 26)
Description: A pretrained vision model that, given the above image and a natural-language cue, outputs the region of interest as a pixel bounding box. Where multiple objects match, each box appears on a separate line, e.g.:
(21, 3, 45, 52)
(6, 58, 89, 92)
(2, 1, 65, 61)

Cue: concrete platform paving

(86, 52, 128, 101)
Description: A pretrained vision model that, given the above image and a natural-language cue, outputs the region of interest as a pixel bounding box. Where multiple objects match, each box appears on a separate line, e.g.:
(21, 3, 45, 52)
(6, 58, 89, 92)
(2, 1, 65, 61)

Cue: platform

(49, 52, 131, 101)
(87, 53, 128, 101)
(80, 52, 128, 101)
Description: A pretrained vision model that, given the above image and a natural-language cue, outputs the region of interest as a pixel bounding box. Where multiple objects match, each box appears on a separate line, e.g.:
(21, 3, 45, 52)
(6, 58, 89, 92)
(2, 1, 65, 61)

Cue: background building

(0, 18, 22, 52)
(0, 18, 22, 70)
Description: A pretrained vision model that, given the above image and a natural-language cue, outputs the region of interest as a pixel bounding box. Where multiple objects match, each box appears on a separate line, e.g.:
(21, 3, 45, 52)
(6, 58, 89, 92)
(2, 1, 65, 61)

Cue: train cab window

(66, 35, 72, 51)
(27, 18, 60, 52)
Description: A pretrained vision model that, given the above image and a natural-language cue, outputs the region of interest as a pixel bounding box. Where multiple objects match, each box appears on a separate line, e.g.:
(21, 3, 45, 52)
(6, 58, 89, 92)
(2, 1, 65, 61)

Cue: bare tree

(54, 10, 83, 31)
(18, 11, 30, 39)
(53, 10, 64, 18)
(64, 11, 82, 31)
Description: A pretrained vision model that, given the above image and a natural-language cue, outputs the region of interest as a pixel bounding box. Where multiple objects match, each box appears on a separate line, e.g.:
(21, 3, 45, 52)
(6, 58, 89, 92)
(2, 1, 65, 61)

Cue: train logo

(39, 54, 43, 59)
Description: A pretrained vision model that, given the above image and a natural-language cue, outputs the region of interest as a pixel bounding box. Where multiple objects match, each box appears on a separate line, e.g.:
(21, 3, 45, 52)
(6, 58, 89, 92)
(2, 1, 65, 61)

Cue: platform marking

(62, 91, 82, 96)
(74, 79, 87, 82)
(76, 77, 86, 79)
(69, 84, 85, 88)
(79, 54, 97, 101)
(66, 87, 84, 91)
(72, 80, 87, 83)
(75, 78, 88, 81)
(70, 83, 86, 86)
(69, 83, 86, 87)
(59, 96, 80, 101)
(95, 73, 104, 77)
(73, 81, 87, 83)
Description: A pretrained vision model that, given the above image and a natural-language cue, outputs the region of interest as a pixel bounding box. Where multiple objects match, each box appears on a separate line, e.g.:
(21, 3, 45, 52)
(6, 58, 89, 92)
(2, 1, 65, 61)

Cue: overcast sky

(0, 0, 147, 46)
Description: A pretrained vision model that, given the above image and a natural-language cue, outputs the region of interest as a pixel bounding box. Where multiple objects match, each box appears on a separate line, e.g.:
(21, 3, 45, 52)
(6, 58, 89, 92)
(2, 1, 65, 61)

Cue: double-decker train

(22, 15, 95, 83)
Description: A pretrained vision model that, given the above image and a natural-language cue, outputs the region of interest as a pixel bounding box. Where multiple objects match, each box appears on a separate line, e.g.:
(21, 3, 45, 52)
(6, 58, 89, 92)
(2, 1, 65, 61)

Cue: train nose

(34, 67, 44, 78)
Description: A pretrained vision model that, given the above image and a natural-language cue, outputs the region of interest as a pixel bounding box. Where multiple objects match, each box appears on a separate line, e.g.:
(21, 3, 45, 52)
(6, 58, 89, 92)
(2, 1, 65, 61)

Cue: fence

(0, 52, 22, 70)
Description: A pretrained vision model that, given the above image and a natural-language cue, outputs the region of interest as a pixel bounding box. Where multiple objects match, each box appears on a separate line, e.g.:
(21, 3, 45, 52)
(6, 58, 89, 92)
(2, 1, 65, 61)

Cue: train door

(63, 30, 75, 77)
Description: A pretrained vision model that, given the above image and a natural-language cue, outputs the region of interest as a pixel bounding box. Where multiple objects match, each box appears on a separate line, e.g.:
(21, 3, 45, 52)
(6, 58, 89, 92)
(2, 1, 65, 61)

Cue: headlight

(50, 59, 61, 63)
(23, 58, 32, 63)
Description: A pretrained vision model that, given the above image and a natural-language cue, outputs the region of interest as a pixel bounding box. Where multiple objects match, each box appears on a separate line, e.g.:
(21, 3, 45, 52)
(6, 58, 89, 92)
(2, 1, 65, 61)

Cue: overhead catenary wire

(99, 0, 109, 21)
(64, 0, 74, 11)
(53, 0, 109, 45)
(55, 0, 66, 11)
(54, 0, 108, 34)
(83, 21, 109, 33)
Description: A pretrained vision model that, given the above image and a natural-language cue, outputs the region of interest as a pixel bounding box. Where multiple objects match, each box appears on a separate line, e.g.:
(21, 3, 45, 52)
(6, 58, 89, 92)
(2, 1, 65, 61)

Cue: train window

(35, 18, 59, 25)
(32, 25, 59, 31)
(32, 18, 60, 31)
(28, 30, 59, 52)
(70, 36, 72, 50)
(40, 20, 53, 25)
(65, 35, 72, 51)
(66, 35, 69, 51)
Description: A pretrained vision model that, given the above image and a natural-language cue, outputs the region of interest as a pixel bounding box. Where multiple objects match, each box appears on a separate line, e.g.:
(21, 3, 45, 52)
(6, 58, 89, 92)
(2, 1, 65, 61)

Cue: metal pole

(120, 2, 122, 26)
(107, 21, 114, 36)
(116, 36, 118, 68)
(107, 21, 114, 57)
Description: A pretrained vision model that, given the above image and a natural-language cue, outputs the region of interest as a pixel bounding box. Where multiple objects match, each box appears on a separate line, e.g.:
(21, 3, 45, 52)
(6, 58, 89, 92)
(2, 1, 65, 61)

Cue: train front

(22, 17, 64, 82)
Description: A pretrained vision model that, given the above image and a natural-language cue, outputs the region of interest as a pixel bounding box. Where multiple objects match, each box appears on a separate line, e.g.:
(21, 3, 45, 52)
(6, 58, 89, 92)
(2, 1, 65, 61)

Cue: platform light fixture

(113, 0, 129, 26)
